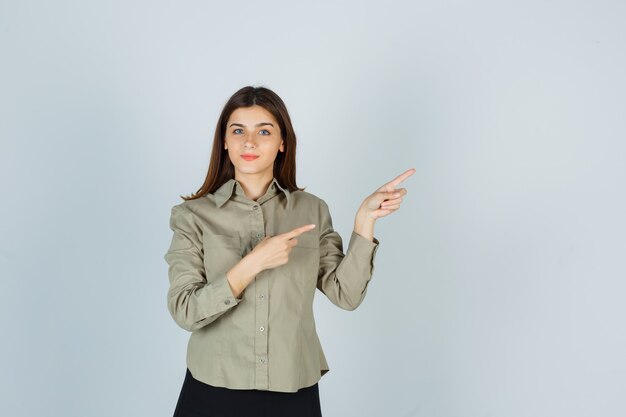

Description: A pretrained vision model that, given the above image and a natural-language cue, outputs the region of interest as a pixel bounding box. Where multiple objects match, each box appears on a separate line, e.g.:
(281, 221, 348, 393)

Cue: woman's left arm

(316, 168, 416, 310)
(353, 168, 416, 240)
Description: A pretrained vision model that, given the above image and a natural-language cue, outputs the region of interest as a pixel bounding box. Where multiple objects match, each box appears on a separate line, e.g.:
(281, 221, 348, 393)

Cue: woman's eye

(259, 129, 270, 135)
(233, 128, 243, 134)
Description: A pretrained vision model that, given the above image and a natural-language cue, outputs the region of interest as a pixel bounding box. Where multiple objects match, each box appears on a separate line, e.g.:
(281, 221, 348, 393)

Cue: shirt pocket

(285, 234, 320, 288)
(202, 233, 242, 279)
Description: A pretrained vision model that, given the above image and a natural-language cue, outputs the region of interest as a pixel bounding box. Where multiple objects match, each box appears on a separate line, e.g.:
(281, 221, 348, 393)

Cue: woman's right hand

(249, 223, 317, 272)
(226, 223, 317, 298)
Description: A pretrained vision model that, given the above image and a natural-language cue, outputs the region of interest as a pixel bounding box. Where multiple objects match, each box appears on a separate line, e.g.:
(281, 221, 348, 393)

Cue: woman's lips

(241, 155, 259, 161)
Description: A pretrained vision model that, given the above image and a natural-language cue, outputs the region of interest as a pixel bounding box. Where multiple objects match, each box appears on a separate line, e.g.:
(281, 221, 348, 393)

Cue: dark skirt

(173, 368, 323, 417)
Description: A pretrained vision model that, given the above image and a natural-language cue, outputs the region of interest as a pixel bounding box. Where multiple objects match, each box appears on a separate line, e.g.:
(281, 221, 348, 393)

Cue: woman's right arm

(164, 205, 256, 332)
(164, 204, 313, 331)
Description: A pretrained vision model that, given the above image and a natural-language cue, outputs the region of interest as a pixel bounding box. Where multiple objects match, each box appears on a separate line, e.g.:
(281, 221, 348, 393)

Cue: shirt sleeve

(164, 204, 242, 332)
(316, 199, 380, 310)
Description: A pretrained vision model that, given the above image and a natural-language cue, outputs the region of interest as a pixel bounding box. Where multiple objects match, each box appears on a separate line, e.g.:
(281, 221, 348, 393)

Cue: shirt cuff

(347, 231, 380, 260)
(208, 273, 243, 314)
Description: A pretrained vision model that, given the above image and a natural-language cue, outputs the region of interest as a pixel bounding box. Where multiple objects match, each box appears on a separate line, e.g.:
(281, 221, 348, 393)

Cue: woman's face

(224, 105, 284, 180)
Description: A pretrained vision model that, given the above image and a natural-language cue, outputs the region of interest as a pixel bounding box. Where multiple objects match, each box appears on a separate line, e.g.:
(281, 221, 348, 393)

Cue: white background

(1, 1, 625, 416)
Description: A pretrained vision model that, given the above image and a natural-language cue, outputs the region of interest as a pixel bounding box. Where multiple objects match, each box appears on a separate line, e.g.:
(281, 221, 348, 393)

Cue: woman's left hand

(358, 168, 416, 221)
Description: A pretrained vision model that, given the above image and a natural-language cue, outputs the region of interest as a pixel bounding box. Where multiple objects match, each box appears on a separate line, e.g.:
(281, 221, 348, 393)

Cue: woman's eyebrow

(229, 122, 274, 128)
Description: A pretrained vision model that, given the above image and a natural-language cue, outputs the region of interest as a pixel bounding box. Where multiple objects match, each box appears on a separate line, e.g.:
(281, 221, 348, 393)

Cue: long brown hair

(181, 85, 305, 201)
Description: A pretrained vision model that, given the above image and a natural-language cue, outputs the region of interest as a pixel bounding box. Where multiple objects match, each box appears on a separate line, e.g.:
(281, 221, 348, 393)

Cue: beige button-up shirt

(164, 177, 380, 393)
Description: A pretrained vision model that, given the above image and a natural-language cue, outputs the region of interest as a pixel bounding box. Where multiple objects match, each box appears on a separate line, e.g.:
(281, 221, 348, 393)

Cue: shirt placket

(251, 202, 269, 389)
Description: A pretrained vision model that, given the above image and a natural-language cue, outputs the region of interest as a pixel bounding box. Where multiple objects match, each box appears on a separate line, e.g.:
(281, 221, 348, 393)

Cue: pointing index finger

(380, 168, 416, 190)
(284, 224, 316, 240)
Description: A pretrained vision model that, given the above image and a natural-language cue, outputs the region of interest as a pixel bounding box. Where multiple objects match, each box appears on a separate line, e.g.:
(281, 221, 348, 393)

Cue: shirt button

(259, 358, 266, 364)
(256, 233, 263, 238)
(259, 294, 265, 300)
(259, 326, 265, 332)
(224, 300, 231, 305)
(253, 205, 259, 210)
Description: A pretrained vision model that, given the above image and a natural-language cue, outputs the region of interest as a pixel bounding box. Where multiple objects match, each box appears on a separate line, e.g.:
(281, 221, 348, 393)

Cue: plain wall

(1, 1, 625, 416)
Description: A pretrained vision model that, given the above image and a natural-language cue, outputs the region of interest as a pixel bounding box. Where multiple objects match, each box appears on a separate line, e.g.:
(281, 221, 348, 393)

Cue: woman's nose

(243, 133, 257, 147)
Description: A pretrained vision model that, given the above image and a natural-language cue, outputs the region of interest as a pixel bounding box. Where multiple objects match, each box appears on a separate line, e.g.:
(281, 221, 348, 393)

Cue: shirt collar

(214, 177, 291, 209)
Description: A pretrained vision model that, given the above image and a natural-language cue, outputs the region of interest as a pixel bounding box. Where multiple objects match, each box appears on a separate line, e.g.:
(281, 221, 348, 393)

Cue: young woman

(164, 85, 414, 417)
